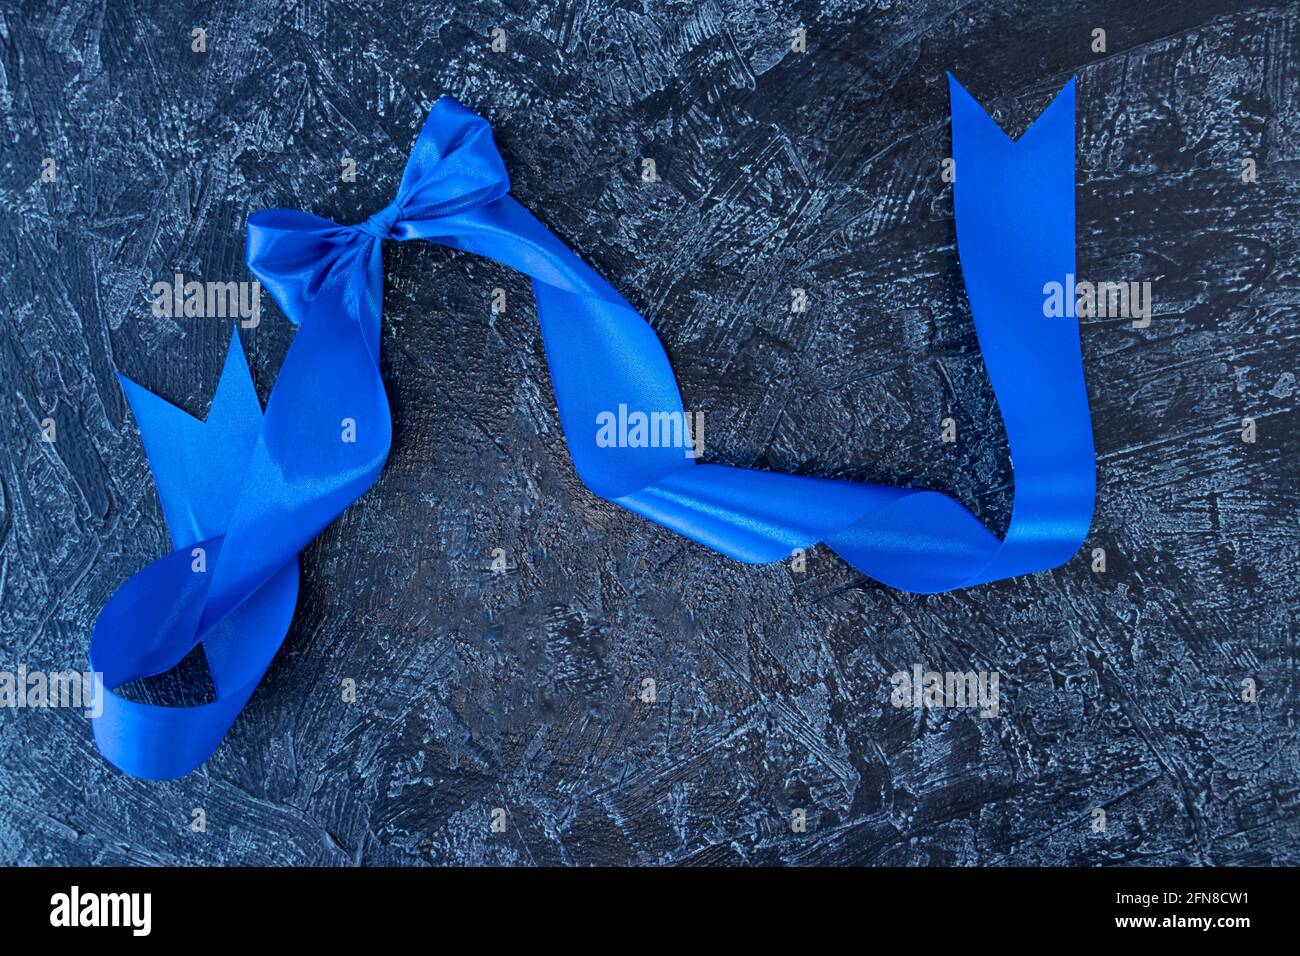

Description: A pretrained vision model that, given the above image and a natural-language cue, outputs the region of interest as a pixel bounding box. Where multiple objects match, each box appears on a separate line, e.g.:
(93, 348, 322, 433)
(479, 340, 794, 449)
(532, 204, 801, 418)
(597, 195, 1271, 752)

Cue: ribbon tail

(92, 328, 300, 779)
(116, 327, 264, 548)
(945, 75, 1093, 583)
(406, 80, 1093, 593)
(198, 249, 391, 636)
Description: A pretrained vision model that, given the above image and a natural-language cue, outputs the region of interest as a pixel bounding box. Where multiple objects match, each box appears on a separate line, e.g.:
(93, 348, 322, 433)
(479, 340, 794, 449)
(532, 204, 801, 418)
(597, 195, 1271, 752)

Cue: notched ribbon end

(118, 328, 264, 549)
(947, 72, 1077, 149)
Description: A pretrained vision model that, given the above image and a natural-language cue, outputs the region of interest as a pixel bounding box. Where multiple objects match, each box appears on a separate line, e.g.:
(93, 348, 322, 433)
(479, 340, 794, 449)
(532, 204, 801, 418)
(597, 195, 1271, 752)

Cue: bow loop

(388, 96, 511, 227)
(244, 209, 359, 325)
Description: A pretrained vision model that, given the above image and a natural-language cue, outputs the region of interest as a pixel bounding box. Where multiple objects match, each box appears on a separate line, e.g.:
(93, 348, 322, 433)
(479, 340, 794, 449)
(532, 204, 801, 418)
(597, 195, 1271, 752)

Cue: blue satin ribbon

(92, 77, 1092, 778)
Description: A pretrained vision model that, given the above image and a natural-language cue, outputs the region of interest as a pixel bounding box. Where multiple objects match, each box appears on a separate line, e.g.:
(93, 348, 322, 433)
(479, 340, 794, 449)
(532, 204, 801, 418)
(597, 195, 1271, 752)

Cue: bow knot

(245, 96, 511, 325)
(355, 201, 403, 241)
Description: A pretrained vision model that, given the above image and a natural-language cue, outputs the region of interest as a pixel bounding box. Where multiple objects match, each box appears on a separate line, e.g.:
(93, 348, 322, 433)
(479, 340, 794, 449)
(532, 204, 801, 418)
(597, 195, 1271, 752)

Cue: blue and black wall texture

(0, 0, 1296, 865)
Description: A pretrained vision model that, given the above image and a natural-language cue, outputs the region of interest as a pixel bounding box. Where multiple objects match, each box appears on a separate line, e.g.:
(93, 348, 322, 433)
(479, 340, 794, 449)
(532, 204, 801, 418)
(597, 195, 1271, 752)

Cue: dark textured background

(1, 0, 1297, 866)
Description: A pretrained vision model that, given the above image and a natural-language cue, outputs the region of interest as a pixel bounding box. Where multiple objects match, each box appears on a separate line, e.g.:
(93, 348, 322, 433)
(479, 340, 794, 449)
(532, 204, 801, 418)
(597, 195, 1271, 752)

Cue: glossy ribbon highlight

(92, 77, 1092, 778)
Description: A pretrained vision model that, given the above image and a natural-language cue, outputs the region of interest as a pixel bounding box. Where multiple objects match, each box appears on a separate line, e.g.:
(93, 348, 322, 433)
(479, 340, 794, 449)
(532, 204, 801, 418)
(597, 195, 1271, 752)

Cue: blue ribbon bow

(92, 99, 510, 778)
(92, 78, 1092, 778)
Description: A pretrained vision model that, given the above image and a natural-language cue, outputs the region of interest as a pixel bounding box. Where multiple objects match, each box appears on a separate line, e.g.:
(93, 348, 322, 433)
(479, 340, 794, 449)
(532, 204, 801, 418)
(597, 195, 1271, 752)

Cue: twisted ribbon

(93, 77, 1093, 778)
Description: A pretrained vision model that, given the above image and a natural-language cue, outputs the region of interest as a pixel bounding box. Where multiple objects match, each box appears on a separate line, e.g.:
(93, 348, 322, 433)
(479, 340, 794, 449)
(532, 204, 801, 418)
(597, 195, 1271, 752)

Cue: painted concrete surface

(0, 0, 1296, 865)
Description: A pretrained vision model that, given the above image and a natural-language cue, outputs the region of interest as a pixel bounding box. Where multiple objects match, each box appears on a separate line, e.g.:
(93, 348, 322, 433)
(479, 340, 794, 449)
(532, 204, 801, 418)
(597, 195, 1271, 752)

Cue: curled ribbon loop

(92, 79, 1093, 779)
